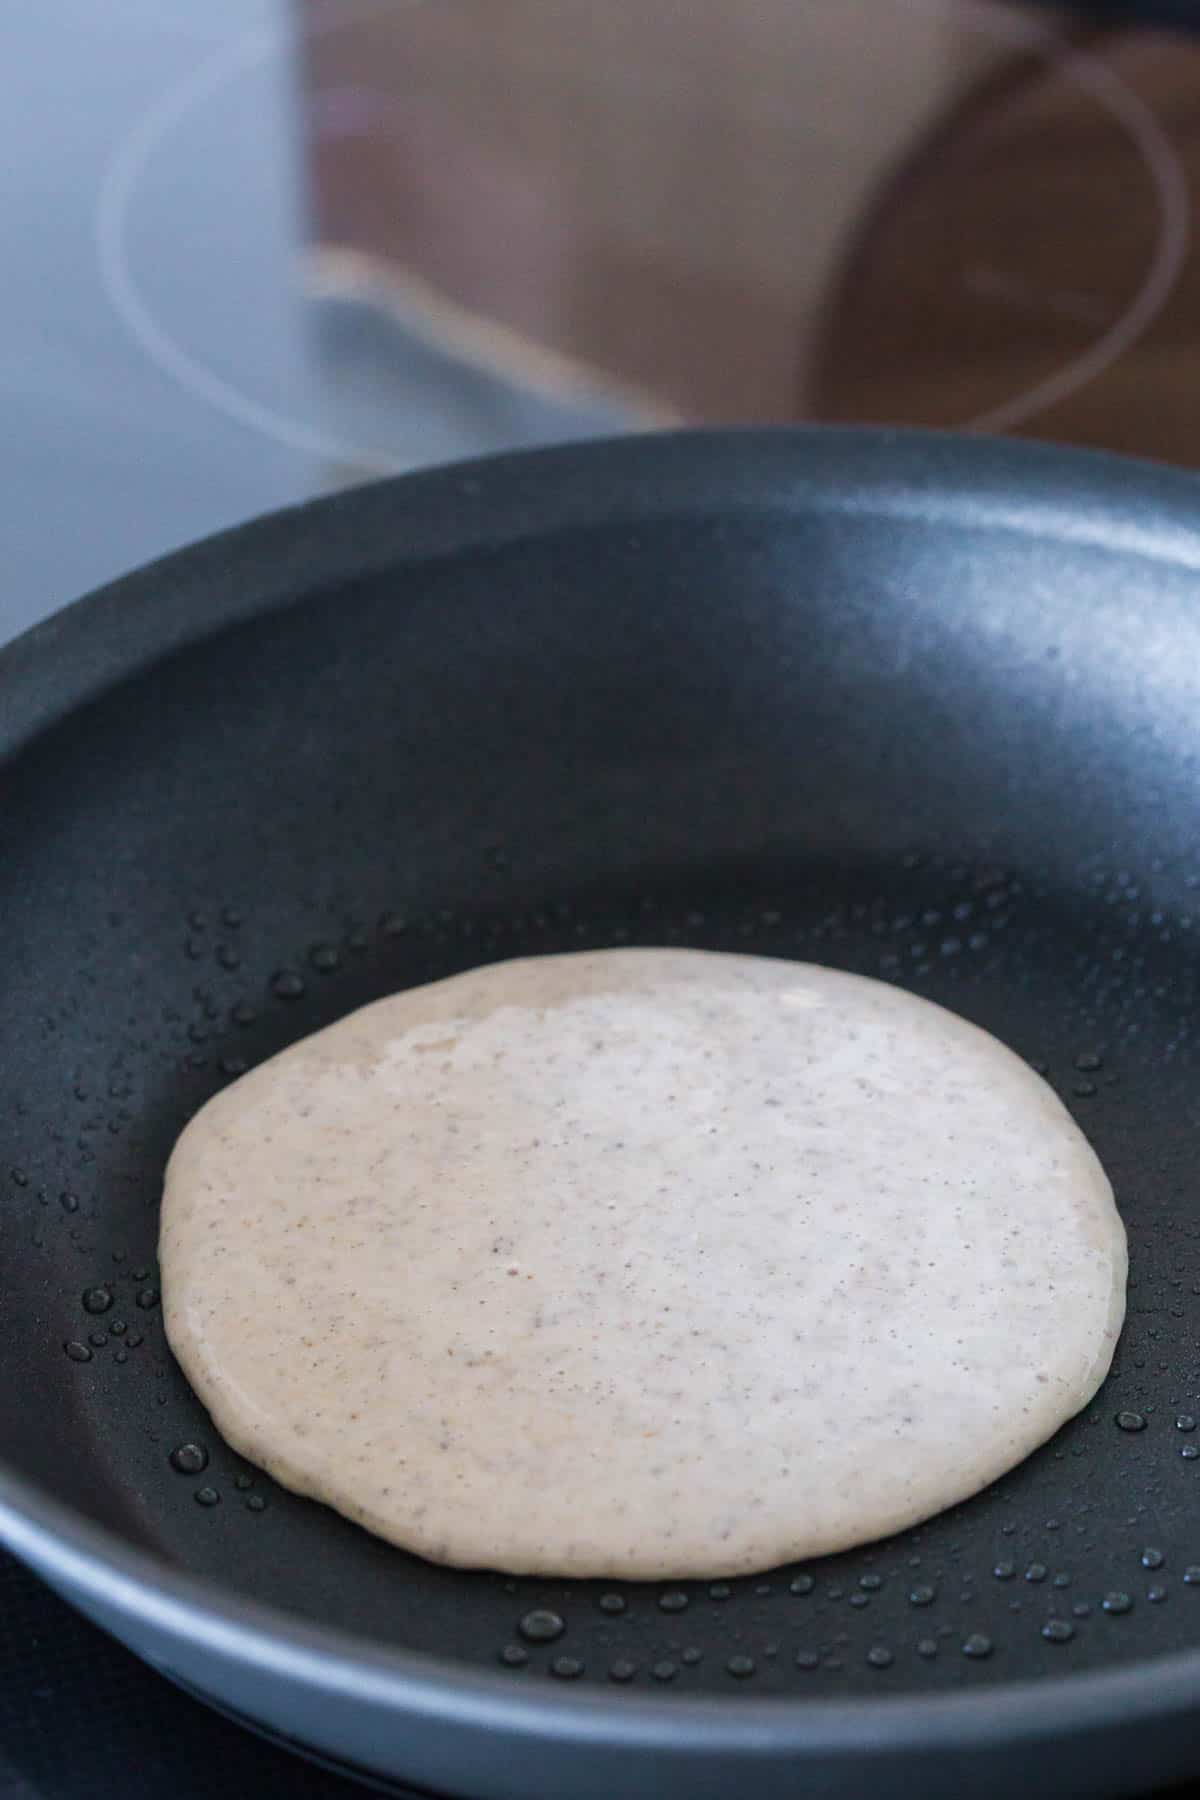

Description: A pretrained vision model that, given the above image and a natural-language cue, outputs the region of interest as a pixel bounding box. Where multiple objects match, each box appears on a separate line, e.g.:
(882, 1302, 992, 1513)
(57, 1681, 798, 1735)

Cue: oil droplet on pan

(518, 1610, 565, 1644)
(170, 1443, 209, 1474)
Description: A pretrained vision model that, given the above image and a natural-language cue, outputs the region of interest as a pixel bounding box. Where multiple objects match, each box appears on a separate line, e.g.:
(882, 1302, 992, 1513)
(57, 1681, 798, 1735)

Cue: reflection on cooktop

(95, 0, 1198, 481)
(4, 0, 1198, 645)
(298, 0, 1195, 455)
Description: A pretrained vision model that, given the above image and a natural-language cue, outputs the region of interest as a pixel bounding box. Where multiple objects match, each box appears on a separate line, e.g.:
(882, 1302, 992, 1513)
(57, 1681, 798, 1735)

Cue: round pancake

(160, 948, 1126, 1579)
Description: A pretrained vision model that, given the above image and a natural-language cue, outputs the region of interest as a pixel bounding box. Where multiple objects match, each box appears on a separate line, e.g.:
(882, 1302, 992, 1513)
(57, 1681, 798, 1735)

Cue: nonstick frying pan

(3, 426, 1200, 1800)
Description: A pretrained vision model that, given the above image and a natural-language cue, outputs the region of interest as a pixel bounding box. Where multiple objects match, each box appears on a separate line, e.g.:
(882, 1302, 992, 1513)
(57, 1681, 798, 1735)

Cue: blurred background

(1, 4, 1198, 1797)
(3, 0, 1197, 648)
(4, 0, 1194, 648)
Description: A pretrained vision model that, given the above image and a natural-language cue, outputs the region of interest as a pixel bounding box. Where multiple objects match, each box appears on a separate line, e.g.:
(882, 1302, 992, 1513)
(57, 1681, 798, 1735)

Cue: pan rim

(4, 422, 1200, 1758)
(5, 1457, 1200, 1756)
(4, 421, 1200, 772)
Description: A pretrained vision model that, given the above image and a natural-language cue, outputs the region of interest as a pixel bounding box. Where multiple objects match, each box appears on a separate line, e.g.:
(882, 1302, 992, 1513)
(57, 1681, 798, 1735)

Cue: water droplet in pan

(193, 1486, 220, 1508)
(82, 1287, 113, 1315)
(270, 970, 305, 1002)
(1115, 1411, 1147, 1433)
(170, 1443, 209, 1475)
(63, 1342, 92, 1363)
(1042, 1620, 1074, 1644)
(518, 1610, 565, 1644)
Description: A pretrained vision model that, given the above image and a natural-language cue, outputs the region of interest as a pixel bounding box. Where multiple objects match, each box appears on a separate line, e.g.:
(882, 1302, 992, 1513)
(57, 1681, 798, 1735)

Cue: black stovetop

(3, 3, 1200, 1795)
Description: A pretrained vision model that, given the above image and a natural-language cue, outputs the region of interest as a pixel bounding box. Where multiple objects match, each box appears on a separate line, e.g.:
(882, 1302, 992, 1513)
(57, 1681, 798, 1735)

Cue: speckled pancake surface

(160, 948, 1126, 1579)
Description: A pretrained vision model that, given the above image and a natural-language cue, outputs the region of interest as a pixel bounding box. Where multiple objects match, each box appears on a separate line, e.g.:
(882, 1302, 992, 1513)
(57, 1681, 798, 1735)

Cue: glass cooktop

(3, 0, 1198, 650)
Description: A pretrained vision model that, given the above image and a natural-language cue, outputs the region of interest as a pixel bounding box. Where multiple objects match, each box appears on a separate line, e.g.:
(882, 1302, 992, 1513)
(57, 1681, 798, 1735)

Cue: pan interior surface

(2, 432, 1200, 1703)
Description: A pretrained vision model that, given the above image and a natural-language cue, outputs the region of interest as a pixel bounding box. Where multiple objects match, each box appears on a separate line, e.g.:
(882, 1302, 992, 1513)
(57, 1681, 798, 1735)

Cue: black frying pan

(2, 426, 1200, 1800)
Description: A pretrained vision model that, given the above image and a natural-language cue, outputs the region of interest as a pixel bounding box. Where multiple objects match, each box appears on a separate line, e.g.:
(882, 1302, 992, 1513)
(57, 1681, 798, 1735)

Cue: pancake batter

(160, 949, 1125, 1578)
